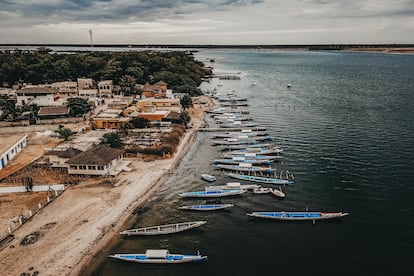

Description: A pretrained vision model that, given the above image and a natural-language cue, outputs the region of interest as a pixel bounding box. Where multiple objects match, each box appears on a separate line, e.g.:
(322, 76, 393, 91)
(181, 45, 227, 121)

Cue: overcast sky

(0, 0, 413, 44)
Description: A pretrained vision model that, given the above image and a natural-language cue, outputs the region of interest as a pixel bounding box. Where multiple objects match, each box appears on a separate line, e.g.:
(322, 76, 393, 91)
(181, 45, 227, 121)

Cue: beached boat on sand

(178, 189, 246, 198)
(110, 249, 207, 264)
(179, 204, 234, 211)
(247, 211, 349, 221)
(119, 221, 206, 236)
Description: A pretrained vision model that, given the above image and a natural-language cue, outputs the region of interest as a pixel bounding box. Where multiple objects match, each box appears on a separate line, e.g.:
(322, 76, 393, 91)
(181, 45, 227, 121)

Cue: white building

(0, 134, 27, 171)
(98, 80, 113, 98)
(15, 87, 63, 106)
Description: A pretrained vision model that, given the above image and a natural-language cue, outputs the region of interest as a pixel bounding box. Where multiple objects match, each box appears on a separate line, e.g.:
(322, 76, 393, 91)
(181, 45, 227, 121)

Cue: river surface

(93, 49, 414, 276)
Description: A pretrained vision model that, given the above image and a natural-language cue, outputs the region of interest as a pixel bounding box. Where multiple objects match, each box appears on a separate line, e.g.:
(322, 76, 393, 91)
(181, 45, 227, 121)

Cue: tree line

(0, 48, 211, 95)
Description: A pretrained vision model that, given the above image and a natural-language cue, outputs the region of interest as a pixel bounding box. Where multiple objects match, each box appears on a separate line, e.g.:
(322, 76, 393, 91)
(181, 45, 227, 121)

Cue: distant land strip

(1, 44, 414, 50)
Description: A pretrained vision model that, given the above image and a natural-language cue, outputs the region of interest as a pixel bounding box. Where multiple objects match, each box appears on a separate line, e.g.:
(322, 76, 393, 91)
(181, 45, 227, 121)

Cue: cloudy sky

(0, 0, 413, 44)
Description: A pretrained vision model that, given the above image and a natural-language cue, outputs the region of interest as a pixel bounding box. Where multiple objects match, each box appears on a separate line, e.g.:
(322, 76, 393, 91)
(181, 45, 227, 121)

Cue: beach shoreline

(0, 96, 213, 276)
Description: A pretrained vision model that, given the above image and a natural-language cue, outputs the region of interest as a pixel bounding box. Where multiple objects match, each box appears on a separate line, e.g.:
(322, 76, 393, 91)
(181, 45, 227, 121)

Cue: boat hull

(110, 254, 207, 264)
(247, 212, 349, 221)
(178, 189, 247, 198)
(120, 221, 206, 236)
(226, 173, 294, 185)
(179, 204, 234, 211)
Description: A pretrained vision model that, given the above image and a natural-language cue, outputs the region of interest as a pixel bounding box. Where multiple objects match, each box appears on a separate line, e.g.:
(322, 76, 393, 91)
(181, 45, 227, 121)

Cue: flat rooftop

(0, 134, 27, 155)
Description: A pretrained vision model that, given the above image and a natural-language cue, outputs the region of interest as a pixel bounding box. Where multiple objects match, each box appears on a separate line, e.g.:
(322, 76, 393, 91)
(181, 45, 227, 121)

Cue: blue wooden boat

(110, 249, 207, 264)
(247, 211, 349, 221)
(179, 204, 234, 211)
(226, 173, 294, 185)
(178, 189, 246, 198)
(218, 143, 273, 151)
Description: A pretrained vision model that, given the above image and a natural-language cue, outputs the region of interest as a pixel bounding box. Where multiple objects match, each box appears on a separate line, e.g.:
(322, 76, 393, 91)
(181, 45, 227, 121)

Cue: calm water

(93, 50, 414, 276)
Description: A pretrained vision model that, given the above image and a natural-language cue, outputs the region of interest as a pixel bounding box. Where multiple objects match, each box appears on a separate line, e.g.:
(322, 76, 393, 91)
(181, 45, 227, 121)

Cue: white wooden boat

(179, 204, 234, 211)
(206, 182, 260, 191)
(247, 212, 349, 221)
(178, 189, 247, 198)
(226, 173, 294, 185)
(220, 121, 257, 128)
(253, 187, 272, 194)
(226, 146, 283, 155)
(219, 143, 273, 151)
(212, 158, 272, 165)
(110, 249, 207, 264)
(223, 153, 281, 161)
(201, 174, 216, 182)
(120, 221, 206, 236)
(270, 187, 286, 198)
(214, 163, 275, 173)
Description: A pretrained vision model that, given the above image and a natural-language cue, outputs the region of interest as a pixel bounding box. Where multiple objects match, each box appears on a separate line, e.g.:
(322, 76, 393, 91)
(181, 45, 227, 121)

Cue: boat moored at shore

(110, 249, 207, 264)
(120, 221, 206, 236)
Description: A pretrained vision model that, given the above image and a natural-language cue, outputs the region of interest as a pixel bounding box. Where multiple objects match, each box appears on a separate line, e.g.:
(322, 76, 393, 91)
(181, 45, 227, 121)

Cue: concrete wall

(0, 135, 27, 170)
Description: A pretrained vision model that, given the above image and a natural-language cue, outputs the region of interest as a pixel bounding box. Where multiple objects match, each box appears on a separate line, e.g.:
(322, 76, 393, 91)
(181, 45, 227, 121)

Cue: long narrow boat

(226, 146, 283, 156)
(206, 182, 260, 190)
(179, 204, 234, 211)
(178, 189, 247, 198)
(220, 122, 257, 128)
(212, 137, 270, 146)
(119, 221, 206, 236)
(214, 163, 275, 173)
(212, 131, 269, 139)
(226, 173, 294, 185)
(110, 249, 207, 264)
(223, 153, 281, 161)
(212, 158, 272, 165)
(246, 212, 349, 221)
(219, 143, 273, 151)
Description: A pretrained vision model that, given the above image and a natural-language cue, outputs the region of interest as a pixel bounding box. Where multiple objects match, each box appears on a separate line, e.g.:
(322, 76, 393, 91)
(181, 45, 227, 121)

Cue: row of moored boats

(109, 83, 349, 265)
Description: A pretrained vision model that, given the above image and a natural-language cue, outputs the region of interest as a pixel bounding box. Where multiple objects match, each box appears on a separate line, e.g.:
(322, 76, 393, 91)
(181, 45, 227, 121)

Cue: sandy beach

(0, 96, 213, 276)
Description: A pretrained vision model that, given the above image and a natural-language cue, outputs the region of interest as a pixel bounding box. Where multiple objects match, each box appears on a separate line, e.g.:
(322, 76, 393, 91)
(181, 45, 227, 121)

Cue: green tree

(179, 111, 191, 125)
(101, 132, 123, 149)
(119, 75, 137, 96)
(130, 117, 150, 128)
(180, 94, 193, 110)
(55, 127, 74, 141)
(67, 97, 91, 117)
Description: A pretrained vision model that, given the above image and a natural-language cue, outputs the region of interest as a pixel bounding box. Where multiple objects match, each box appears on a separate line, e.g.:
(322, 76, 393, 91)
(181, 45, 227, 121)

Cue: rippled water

(94, 50, 414, 276)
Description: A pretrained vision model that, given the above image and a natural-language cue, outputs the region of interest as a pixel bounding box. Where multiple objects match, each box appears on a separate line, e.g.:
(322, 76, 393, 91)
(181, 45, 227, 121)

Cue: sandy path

(0, 96, 213, 276)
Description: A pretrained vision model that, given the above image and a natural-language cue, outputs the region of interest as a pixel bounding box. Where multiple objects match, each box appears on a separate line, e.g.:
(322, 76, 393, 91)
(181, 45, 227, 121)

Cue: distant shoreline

(1, 43, 414, 51)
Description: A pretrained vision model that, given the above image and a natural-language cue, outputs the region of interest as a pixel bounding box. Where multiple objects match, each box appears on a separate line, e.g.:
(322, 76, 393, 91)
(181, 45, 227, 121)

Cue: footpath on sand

(0, 96, 213, 276)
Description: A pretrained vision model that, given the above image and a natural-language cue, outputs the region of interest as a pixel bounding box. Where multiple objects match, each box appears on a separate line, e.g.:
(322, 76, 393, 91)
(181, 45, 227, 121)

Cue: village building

(37, 106, 70, 119)
(51, 81, 78, 97)
(137, 105, 170, 123)
(15, 87, 62, 106)
(0, 134, 27, 171)
(98, 80, 113, 98)
(134, 98, 181, 113)
(78, 78, 98, 98)
(93, 109, 130, 129)
(47, 148, 83, 168)
(65, 144, 129, 176)
(139, 81, 170, 98)
(107, 96, 133, 109)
